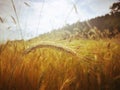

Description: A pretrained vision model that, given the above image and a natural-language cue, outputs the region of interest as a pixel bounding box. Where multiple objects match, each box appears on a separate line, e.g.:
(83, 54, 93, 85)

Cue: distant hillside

(29, 1, 120, 41)
(30, 11, 120, 42)
(89, 12, 120, 31)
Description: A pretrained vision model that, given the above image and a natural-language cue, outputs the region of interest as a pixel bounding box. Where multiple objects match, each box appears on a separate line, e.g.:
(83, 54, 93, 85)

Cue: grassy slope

(0, 37, 120, 90)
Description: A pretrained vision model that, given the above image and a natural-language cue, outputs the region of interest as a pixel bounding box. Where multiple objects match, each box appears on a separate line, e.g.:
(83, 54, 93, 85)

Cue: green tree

(110, 1, 120, 14)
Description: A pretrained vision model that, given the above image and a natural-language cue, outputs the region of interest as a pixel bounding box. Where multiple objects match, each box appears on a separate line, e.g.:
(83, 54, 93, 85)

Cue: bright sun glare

(23, 0, 80, 36)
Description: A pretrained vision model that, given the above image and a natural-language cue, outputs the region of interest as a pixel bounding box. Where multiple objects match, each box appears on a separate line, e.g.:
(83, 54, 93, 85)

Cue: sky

(0, 0, 118, 42)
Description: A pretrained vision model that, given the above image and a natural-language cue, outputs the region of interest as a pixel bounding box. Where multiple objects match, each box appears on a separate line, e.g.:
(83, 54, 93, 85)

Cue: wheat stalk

(11, 16, 17, 24)
(23, 43, 79, 58)
(0, 16, 4, 23)
(11, 0, 26, 48)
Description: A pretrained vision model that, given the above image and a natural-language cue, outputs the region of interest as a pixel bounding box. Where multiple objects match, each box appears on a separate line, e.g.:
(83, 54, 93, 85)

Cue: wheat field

(0, 35, 120, 90)
(0, 0, 120, 90)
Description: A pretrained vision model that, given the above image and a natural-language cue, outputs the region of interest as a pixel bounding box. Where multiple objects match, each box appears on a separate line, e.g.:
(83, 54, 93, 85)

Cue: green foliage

(110, 1, 120, 14)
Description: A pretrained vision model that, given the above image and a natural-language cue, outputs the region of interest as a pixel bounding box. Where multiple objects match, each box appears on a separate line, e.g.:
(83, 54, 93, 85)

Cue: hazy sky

(0, 0, 118, 42)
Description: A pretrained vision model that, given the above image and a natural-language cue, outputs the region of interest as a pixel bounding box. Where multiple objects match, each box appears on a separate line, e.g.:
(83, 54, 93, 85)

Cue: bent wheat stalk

(23, 43, 79, 58)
